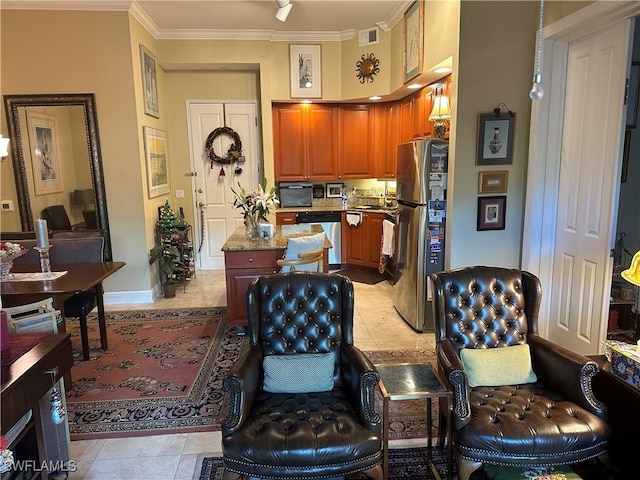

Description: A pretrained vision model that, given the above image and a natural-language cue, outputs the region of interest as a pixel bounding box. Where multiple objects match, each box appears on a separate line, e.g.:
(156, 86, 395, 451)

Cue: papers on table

(6, 271, 68, 282)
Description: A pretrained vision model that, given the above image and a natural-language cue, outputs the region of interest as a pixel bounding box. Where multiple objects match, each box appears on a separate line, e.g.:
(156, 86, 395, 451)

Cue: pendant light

(529, 0, 545, 100)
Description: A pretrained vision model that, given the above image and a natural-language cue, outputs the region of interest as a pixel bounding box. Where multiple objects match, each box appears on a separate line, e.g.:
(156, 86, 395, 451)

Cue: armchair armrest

(528, 334, 606, 418)
(437, 339, 471, 430)
(222, 345, 262, 434)
(341, 345, 381, 432)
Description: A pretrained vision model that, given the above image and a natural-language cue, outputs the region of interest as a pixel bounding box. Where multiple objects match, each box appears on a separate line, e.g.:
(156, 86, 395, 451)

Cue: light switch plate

(175, 190, 185, 198)
(1, 200, 14, 211)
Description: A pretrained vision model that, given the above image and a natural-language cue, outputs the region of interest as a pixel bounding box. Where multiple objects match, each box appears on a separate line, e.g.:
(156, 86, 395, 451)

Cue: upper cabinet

(338, 105, 374, 179)
(273, 104, 338, 181)
(373, 103, 398, 179)
(272, 75, 451, 181)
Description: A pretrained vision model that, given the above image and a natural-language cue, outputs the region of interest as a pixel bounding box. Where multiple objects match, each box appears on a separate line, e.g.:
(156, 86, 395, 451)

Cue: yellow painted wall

(1, 1, 600, 296)
(163, 70, 261, 230)
(1, 10, 150, 292)
(451, 0, 537, 269)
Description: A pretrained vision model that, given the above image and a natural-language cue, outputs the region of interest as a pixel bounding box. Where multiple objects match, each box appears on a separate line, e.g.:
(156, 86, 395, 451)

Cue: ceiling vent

(358, 27, 379, 47)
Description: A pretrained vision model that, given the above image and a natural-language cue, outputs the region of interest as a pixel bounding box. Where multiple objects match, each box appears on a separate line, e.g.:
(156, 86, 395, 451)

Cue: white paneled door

(188, 101, 259, 270)
(548, 23, 629, 354)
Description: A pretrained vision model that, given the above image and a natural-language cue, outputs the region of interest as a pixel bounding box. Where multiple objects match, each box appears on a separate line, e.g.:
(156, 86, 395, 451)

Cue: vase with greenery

(230, 182, 279, 238)
(149, 243, 184, 298)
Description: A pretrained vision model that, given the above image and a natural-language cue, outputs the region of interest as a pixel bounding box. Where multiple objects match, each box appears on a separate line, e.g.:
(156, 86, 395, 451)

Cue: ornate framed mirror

(3, 93, 112, 260)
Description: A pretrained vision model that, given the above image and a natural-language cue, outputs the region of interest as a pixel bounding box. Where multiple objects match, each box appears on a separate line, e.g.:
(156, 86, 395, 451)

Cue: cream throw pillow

(460, 344, 537, 387)
(280, 232, 326, 272)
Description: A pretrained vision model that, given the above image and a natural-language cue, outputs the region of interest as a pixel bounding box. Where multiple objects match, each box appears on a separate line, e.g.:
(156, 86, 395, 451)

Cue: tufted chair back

(432, 266, 541, 355)
(246, 271, 353, 388)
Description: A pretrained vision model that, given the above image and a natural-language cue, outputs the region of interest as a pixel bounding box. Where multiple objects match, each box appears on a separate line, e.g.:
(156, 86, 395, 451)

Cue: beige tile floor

(69, 270, 435, 480)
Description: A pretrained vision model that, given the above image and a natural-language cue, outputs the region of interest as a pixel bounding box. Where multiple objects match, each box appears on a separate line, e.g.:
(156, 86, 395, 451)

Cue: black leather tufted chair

(221, 272, 383, 480)
(430, 266, 611, 480)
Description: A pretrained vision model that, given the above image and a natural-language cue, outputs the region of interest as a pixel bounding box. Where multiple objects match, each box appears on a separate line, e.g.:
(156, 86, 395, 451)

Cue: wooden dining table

(1, 262, 126, 351)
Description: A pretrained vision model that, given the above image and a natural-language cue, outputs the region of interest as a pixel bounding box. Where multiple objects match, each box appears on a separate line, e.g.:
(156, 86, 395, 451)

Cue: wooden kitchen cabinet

(373, 103, 399, 179)
(224, 250, 281, 327)
(275, 212, 297, 225)
(273, 104, 338, 180)
(399, 94, 421, 143)
(338, 105, 374, 179)
(342, 211, 385, 268)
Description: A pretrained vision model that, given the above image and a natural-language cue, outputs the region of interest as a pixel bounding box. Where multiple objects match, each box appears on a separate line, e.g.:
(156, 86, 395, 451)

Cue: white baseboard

(103, 289, 156, 305)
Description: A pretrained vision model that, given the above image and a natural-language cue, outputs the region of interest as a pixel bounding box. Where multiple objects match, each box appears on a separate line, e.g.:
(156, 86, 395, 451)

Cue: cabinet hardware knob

(249, 258, 254, 262)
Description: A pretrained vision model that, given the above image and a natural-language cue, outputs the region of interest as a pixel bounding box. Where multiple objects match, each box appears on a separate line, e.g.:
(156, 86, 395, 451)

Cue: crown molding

(155, 29, 350, 42)
(1, 0, 403, 42)
(1, 0, 131, 11)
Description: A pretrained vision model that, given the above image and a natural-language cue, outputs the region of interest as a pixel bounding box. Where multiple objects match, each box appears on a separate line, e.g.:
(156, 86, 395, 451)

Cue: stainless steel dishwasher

(296, 211, 342, 269)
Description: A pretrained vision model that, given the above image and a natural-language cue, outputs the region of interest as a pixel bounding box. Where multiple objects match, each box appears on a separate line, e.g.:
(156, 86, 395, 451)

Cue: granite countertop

(276, 206, 398, 215)
(221, 224, 332, 252)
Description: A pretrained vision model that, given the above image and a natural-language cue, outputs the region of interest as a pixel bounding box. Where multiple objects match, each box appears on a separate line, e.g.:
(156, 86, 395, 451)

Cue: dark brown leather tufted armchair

(221, 272, 383, 480)
(430, 266, 611, 480)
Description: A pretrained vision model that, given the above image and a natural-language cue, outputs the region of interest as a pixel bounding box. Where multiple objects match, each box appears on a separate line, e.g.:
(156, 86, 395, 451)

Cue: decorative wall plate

(355, 53, 380, 83)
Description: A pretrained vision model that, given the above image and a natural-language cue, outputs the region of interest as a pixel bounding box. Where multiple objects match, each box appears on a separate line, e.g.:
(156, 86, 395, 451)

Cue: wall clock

(355, 53, 380, 83)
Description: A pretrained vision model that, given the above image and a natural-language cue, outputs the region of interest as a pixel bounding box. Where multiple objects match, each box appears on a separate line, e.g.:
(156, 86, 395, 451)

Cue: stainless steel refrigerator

(393, 138, 448, 331)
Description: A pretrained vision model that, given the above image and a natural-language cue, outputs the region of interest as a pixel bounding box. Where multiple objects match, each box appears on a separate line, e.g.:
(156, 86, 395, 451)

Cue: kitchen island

(221, 224, 332, 328)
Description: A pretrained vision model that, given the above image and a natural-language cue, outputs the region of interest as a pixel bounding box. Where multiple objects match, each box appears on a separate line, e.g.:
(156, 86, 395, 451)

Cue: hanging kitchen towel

(379, 235, 386, 274)
(346, 212, 362, 226)
(382, 219, 395, 256)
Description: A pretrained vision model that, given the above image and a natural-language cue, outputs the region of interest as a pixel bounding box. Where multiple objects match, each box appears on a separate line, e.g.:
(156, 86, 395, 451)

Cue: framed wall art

(143, 127, 170, 198)
(26, 110, 64, 195)
(326, 183, 344, 198)
(477, 195, 506, 231)
(140, 44, 160, 118)
(290, 44, 322, 98)
(478, 170, 509, 194)
(626, 62, 639, 128)
(403, 1, 423, 83)
(476, 112, 516, 165)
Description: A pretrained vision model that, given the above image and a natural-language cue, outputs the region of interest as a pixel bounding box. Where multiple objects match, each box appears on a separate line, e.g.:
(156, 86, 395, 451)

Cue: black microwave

(278, 182, 313, 208)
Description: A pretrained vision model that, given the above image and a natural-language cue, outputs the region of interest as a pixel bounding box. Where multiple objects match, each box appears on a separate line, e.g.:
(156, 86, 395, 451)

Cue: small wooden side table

(376, 362, 453, 480)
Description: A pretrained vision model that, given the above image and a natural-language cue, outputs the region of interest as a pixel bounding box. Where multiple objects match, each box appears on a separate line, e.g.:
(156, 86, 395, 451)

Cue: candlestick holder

(34, 246, 54, 278)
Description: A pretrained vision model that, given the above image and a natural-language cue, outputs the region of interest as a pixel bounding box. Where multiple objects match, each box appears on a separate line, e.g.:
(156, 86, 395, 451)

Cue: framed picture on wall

(326, 183, 344, 198)
(290, 44, 322, 99)
(26, 110, 64, 195)
(478, 170, 509, 194)
(140, 44, 160, 118)
(477, 195, 506, 231)
(403, 1, 424, 83)
(143, 127, 170, 198)
(476, 112, 516, 165)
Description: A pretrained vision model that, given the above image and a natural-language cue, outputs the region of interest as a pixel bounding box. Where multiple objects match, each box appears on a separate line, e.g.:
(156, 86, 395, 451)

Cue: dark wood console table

(1, 333, 73, 476)
(589, 354, 640, 477)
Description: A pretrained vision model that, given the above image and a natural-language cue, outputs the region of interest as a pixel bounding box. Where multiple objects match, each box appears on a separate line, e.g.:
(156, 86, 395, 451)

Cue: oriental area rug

(64, 307, 434, 441)
(65, 307, 245, 440)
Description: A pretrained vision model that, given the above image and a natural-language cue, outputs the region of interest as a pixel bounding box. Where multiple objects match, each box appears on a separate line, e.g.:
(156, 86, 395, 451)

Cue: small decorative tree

(157, 199, 182, 230)
(150, 200, 185, 297)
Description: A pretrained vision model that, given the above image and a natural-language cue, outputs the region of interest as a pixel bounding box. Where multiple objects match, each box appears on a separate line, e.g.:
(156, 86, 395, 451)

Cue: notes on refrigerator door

(428, 199, 446, 222)
(428, 225, 443, 262)
(429, 173, 447, 198)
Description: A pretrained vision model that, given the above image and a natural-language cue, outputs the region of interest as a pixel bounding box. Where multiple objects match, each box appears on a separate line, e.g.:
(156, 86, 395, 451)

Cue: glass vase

(246, 216, 262, 239)
(0, 257, 15, 281)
